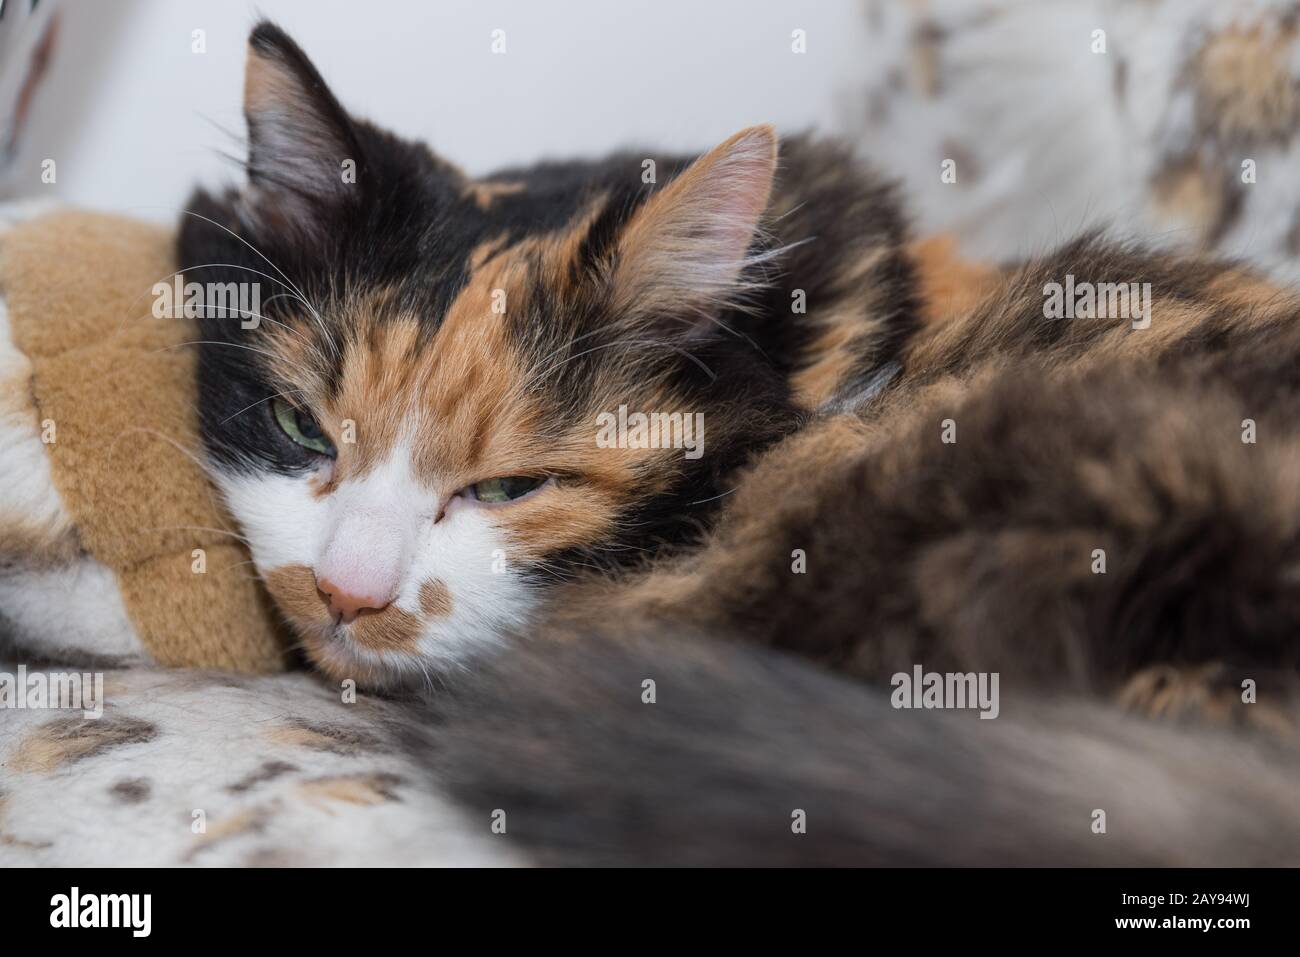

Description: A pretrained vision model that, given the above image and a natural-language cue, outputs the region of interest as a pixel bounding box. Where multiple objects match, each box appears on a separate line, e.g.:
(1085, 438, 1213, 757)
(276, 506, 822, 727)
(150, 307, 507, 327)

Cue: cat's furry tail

(392, 628, 1300, 866)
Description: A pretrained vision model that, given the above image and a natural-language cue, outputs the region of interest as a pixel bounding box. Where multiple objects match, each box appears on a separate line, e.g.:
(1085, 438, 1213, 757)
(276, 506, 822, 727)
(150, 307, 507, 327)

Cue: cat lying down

(4, 20, 1300, 865)
(174, 23, 1300, 705)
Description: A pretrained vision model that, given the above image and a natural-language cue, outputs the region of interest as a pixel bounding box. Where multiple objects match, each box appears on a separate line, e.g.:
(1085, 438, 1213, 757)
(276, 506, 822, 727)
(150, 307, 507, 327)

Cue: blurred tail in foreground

(394, 629, 1300, 866)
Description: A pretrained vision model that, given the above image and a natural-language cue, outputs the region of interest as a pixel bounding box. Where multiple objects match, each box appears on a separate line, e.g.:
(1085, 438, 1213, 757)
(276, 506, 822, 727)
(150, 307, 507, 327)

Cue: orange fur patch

(349, 604, 422, 653)
(1205, 269, 1300, 316)
(1149, 159, 1226, 239)
(906, 234, 1002, 330)
(465, 180, 525, 209)
(10, 716, 157, 773)
(789, 246, 892, 408)
(418, 578, 452, 617)
(263, 563, 325, 627)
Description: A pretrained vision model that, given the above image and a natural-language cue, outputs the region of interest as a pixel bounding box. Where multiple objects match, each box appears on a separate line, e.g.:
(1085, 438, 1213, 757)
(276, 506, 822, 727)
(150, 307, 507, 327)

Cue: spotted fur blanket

(0, 662, 513, 866)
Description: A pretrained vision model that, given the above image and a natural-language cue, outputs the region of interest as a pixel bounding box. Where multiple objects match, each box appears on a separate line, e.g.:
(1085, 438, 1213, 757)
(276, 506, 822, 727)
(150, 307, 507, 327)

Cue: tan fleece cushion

(0, 210, 287, 672)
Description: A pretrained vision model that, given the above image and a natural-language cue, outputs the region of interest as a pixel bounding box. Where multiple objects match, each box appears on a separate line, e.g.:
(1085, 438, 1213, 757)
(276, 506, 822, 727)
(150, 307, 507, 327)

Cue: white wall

(11, 0, 873, 221)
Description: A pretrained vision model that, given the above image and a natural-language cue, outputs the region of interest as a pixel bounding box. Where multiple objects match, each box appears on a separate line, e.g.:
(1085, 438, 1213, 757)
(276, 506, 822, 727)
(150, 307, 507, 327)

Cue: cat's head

(182, 22, 797, 687)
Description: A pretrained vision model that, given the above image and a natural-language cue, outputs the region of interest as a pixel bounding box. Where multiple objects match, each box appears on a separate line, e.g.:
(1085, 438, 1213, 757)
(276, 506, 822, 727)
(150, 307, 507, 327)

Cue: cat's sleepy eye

(467, 475, 547, 504)
(272, 397, 335, 456)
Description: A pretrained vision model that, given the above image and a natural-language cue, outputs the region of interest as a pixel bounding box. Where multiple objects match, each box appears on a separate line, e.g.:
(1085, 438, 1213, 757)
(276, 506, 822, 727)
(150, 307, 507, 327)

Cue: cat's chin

(294, 617, 512, 691)
(299, 628, 431, 691)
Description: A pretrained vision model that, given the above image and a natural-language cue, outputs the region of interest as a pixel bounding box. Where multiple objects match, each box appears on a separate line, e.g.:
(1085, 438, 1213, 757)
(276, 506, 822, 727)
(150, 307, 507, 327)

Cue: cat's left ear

(608, 125, 778, 334)
(241, 21, 364, 237)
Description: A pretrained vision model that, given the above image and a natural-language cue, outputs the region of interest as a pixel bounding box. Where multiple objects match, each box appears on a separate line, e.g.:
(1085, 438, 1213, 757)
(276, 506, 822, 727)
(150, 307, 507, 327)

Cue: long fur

(392, 627, 1300, 866)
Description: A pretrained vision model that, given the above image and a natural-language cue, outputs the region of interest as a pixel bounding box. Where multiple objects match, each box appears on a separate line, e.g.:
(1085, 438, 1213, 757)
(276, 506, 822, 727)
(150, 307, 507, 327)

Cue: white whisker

(127, 204, 335, 353)
(220, 388, 308, 425)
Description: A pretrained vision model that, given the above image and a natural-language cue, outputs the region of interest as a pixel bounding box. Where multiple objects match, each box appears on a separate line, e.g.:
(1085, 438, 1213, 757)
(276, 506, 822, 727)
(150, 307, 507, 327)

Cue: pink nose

(316, 577, 392, 624)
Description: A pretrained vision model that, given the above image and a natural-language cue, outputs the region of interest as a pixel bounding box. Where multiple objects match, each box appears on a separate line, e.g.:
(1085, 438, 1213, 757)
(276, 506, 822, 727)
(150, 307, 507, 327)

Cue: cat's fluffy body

(188, 22, 1300, 722)
(578, 238, 1300, 703)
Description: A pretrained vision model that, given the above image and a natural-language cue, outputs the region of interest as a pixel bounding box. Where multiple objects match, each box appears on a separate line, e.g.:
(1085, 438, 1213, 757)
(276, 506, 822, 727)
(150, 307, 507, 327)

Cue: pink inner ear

(611, 125, 780, 328)
(711, 140, 780, 253)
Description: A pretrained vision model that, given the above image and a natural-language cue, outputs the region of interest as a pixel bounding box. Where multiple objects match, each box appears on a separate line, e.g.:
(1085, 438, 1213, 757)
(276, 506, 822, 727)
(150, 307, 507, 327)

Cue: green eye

(272, 397, 335, 456)
(469, 475, 546, 503)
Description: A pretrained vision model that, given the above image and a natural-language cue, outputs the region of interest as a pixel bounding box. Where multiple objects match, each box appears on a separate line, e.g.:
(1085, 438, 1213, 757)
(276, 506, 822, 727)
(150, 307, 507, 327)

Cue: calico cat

(188, 22, 1300, 724)
(182, 22, 916, 687)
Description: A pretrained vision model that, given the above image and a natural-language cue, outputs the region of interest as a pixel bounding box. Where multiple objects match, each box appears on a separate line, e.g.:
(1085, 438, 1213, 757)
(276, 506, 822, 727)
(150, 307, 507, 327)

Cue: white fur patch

(217, 438, 536, 682)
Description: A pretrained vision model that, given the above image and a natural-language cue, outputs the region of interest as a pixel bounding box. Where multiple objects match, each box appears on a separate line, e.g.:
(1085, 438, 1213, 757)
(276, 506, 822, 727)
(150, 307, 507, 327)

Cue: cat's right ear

(241, 21, 363, 237)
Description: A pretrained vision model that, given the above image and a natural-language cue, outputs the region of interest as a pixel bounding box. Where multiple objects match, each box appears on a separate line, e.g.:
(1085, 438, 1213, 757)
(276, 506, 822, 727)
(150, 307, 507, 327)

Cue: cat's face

(183, 23, 795, 687)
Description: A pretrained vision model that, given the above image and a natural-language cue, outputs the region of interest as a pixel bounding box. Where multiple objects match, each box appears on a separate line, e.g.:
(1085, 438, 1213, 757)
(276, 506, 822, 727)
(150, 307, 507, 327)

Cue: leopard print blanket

(0, 663, 513, 866)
